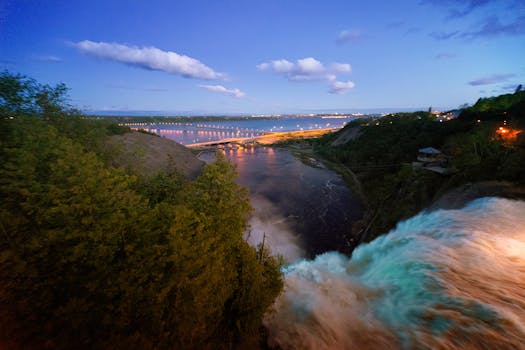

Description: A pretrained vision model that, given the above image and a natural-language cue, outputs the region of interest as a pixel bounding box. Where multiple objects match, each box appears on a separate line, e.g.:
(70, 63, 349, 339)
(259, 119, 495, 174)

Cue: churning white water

(265, 197, 525, 349)
(246, 195, 305, 262)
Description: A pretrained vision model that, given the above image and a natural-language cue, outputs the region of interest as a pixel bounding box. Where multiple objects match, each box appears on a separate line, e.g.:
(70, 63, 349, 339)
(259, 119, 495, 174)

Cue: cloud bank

(468, 73, 515, 85)
(257, 57, 355, 94)
(199, 84, 246, 98)
(73, 40, 225, 80)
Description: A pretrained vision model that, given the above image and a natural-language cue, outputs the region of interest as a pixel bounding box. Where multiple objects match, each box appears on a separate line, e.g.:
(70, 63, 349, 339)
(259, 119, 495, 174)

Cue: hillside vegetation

(0, 72, 282, 349)
(315, 89, 525, 243)
(105, 131, 205, 179)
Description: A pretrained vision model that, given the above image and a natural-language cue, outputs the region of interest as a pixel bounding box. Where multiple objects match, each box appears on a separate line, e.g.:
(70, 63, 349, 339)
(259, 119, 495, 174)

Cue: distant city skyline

(1, 0, 524, 115)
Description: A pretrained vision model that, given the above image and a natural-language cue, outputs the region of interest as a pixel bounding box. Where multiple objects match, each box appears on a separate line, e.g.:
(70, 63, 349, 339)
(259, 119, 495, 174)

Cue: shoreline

(272, 141, 371, 252)
(185, 127, 340, 148)
(255, 135, 371, 254)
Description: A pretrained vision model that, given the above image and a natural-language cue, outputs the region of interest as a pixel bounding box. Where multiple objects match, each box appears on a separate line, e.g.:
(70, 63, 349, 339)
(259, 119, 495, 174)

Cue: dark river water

(200, 146, 363, 261)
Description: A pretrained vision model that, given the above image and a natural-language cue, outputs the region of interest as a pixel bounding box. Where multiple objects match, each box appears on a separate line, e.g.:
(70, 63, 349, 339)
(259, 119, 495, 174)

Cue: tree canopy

(0, 72, 282, 349)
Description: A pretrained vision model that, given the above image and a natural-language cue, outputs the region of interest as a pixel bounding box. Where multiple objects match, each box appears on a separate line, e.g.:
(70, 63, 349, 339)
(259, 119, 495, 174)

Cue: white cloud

(73, 40, 225, 80)
(257, 57, 355, 94)
(258, 57, 350, 81)
(329, 80, 355, 94)
(256, 59, 295, 74)
(296, 57, 324, 74)
(199, 84, 246, 98)
(330, 62, 351, 73)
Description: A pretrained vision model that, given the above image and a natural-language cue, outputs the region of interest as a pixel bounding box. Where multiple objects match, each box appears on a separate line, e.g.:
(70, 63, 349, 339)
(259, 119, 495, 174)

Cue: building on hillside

(434, 111, 459, 122)
(413, 147, 456, 175)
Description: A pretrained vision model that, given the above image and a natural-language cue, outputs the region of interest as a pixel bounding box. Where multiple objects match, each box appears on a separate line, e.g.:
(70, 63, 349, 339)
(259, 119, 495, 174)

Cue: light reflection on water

(200, 147, 363, 260)
(128, 116, 354, 145)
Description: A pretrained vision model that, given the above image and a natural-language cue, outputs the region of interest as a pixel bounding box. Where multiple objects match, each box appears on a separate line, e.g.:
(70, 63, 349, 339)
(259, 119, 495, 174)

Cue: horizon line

(84, 106, 456, 117)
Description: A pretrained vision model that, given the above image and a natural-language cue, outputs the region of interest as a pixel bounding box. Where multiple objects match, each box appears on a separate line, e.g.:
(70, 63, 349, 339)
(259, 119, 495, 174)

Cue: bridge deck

(185, 128, 340, 148)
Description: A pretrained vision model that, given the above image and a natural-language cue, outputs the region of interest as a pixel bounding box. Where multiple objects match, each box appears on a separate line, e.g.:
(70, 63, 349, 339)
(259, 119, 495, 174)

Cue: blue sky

(1, 0, 524, 115)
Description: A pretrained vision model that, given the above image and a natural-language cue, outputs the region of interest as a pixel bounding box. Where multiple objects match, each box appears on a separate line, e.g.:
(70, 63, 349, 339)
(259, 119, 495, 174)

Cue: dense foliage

(0, 72, 282, 349)
(463, 89, 525, 115)
(315, 91, 525, 241)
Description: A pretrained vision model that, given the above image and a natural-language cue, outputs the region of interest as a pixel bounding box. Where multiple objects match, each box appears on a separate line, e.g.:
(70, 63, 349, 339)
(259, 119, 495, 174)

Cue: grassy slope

(105, 131, 205, 179)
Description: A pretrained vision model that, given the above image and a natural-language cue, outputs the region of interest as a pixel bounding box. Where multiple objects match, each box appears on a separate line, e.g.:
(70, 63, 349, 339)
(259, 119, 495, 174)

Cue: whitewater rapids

(264, 197, 525, 349)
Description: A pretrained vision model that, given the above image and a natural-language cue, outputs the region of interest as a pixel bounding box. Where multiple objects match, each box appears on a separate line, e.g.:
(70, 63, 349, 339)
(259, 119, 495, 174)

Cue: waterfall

(265, 197, 525, 349)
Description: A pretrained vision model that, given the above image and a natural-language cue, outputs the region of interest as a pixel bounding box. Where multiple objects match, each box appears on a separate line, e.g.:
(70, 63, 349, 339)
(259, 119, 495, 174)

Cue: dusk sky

(1, 0, 524, 115)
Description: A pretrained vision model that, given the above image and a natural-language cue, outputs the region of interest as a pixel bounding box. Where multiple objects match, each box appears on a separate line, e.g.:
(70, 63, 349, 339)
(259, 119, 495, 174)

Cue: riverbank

(312, 91, 525, 243)
(266, 93, 525, 250)
(266, 139, 371, 251)
(274, 137, 525, 252)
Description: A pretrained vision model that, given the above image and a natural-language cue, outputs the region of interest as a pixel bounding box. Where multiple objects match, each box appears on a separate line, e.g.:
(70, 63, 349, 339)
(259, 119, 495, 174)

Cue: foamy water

(265, 197, 525, 349)
(246, 195, 305, 262)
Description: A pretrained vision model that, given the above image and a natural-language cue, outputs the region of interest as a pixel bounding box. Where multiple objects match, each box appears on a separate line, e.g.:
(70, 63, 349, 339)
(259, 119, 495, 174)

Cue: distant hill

(459, 90, 525, 124)
(105, 131, 205, 179)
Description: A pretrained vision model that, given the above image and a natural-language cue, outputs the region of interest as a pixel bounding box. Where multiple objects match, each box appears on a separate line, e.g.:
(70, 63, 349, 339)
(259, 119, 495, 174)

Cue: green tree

(0, 70, 68, 117)
(1, 73, 283, 349)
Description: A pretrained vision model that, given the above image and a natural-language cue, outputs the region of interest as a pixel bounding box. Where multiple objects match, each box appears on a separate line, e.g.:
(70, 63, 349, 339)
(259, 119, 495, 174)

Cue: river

(194, 133, 525, 350)
(200, 146, 363, 261)
(200, 147, 525, 350)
